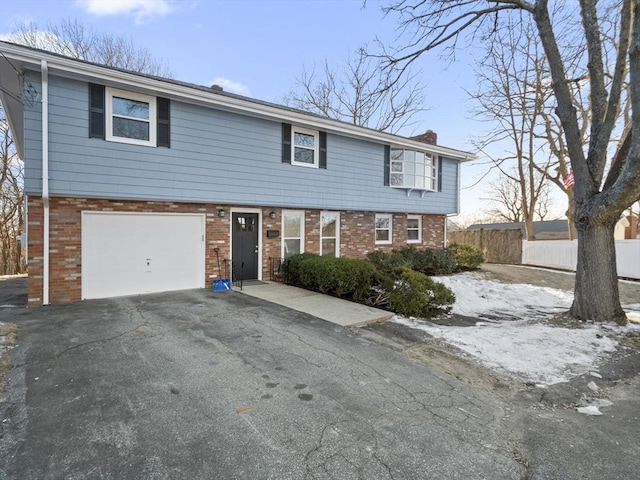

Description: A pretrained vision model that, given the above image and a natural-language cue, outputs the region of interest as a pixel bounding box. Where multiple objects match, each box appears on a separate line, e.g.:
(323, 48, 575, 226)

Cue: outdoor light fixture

(269, 211, 277, 219)
(218, 209, 225, 217)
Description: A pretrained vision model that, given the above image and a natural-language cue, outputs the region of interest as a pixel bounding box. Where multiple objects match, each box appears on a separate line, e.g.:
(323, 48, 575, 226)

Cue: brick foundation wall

(27, 196, 445, 306)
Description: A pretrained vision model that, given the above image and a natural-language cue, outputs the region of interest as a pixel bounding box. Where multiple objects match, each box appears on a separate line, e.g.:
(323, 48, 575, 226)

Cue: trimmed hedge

(384, 267, 455, 318)
(365, 250, 408, 273)
(399, 246, 456, 276)
(447, 243, 485, 271)
(283, 254, 377, 301)
(368, 247, 456, 276)
(283, 253, 455, 319)
(282, 252, 318, 286)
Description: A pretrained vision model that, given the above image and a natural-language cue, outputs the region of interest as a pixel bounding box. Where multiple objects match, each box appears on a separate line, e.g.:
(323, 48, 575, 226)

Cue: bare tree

(0, 105, 23, 274)
(378, 0, 639, 324)
(283, 49, 426, 133)
(470, 16, 553, 239)
(9, 18, 171, 77)
(483, 171, 552, 228)
(0, 20, 172, 273)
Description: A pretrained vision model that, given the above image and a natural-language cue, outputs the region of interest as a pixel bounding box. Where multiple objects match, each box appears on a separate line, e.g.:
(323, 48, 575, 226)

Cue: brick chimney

(410, 129, 437, 145)
(210, 84, 224, 92)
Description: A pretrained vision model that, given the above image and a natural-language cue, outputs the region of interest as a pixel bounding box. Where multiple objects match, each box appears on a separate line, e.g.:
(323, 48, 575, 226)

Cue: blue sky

(0, 0, 554, 220)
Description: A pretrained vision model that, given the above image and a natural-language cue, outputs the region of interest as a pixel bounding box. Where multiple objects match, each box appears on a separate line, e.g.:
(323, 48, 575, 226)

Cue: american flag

(563, 170, 575, 189)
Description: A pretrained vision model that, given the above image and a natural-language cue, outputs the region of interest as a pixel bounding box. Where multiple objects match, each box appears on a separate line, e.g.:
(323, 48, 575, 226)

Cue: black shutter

(319, 131, 327, 169)
(282, 123, 292, 163)
(157, 97, 170, 147)
(437, 156, 443, 191)
(89, 84, 105, 139)
(383, 145, 391, 186)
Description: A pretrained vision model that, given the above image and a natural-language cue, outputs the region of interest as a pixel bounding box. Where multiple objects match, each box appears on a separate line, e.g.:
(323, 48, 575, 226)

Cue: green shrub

(386, 267, 455, 318)
(447, 243, 485, 271)
(365, 250, 409, 273)
(394, 246, 455, 276)
(282, 252, 318, 286)
(285, 254, 378, 301)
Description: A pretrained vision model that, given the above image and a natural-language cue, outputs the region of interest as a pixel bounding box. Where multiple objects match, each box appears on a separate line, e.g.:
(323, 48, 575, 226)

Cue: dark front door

(231, 212, 259, 281)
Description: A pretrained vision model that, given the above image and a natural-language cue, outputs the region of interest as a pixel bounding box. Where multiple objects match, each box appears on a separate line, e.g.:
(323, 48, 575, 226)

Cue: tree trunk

(566, 190, 578, 240)
(570, 219, 626, 325)
(524, 217, 535, 240)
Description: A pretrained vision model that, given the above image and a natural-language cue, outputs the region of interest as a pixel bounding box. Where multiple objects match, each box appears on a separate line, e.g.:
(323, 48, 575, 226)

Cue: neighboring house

(0, 41, 474, 306)
(468, 220, 570, 240)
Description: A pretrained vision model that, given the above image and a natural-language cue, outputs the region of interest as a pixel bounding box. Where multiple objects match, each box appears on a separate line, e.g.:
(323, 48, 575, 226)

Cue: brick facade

(27, 196, 445, 306)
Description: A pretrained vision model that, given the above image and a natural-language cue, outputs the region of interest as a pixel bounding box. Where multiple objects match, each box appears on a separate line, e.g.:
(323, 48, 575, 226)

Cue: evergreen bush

(447, 243, 485, 271)
(395, 246, 456, 276)
(386, 267, 455, 318)
(283, 254, 377, 301)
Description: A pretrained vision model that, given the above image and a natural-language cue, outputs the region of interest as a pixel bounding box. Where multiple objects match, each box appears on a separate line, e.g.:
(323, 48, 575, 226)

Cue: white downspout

(41, 60, 50, 305)
(444, 215, 448, 247)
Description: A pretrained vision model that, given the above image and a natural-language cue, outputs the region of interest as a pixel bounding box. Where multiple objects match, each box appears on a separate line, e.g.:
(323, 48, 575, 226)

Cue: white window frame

(375, 213, 393, 245)
(281, 210, 305, 259)
(407, 215, 422, 244)
(106, 87, 157, 147)
(390, 148, 437, 191)
(320, 211, 340, 257)
(291, 126, 319, 168)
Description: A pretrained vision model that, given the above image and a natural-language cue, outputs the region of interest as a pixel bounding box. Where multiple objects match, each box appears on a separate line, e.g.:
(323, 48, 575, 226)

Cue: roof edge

(0, 41, 476, 161)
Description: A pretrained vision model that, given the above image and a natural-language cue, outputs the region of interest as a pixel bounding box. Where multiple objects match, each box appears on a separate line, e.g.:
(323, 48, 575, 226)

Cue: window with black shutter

(90, 84, 169, 148)
(283, 123, 325, 169)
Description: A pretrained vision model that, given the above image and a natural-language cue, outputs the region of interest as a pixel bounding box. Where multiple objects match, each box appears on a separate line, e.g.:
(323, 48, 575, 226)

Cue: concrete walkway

(236, 281, 393, 327)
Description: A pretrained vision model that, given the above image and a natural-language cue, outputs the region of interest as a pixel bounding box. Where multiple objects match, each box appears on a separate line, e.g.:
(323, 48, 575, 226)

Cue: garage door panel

(82, 212, 205, 299)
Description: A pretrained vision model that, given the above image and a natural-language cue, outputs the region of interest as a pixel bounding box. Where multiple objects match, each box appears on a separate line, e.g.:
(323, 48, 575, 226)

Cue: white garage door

(82, 212, 205, 299)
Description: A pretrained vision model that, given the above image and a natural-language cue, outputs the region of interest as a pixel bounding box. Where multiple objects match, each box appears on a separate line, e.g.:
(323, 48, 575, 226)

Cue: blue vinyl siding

(23, 75, 459, 214)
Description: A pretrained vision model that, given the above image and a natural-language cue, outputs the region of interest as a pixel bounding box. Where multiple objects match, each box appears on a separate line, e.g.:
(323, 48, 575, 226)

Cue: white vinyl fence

(522, 239, 640, 280)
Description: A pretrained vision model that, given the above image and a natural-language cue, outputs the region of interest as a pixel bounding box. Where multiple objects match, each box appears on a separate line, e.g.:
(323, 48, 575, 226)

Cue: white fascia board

(0, 42, 477, 162)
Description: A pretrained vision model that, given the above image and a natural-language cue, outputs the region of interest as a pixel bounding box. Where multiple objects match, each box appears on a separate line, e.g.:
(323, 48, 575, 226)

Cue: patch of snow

(433, 273, 573, 319)
(577, 405, 603, 416)
(627, 311, 640, 324)
(393, 316, 618, 385)
(393, 273, 640, 386)
(586, 381, 600, 392)
(586, 398, 613, 408)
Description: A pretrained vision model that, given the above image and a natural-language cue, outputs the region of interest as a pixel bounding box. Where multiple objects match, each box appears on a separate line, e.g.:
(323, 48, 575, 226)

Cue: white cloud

(75, 0, 174, 23)
(207, 77, 251, 96)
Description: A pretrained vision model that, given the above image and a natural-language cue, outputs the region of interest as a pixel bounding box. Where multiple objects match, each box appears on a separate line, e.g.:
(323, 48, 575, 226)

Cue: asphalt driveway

(0, 283, 523, 479)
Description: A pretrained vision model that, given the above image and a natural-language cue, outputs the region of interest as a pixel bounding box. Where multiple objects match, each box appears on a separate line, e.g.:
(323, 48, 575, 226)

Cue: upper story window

(105, 87, 157, 147)
(292, 127, 319, 167)
(390, 148, 437, 191)
(375, 214, 393, 245)
(90, 84, 170, 148)
(281, 123, 327, 169)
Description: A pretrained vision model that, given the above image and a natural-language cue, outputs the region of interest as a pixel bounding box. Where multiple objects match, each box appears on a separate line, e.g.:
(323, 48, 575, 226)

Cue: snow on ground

(392, 272, 640, 385)
(433, 273, 573, 319)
